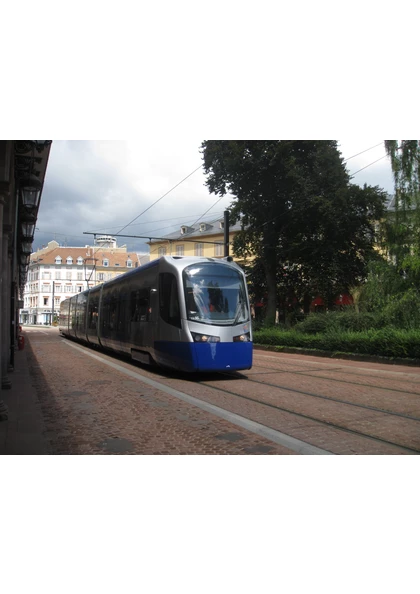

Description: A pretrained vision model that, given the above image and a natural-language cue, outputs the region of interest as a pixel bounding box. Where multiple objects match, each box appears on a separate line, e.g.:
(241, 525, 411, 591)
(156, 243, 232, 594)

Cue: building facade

(147, 216, 244, 262)
(21, 237, 142, 325)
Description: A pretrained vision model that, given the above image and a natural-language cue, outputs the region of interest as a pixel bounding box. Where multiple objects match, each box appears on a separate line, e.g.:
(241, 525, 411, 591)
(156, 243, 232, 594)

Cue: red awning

(334, 293, 353, 305)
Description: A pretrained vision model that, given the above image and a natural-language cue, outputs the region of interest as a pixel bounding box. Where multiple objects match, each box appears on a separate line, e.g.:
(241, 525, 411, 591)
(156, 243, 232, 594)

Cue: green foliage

(254, 327, 420, 359)
(201, 140, 387, 326)
(382, 289, 420, 330)
(359, 258, 408, 311)
(294, 314, 333, 334)
(383, 140, 420, 272)
(294, 310, 385, 334)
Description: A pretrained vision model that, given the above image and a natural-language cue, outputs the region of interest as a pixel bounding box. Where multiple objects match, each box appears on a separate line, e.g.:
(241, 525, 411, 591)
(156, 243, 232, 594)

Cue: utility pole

(224, 210, 230, 257)
(51, 281, 55, 325)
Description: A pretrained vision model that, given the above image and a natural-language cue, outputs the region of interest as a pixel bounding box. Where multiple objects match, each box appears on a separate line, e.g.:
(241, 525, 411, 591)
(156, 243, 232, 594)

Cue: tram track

(251, 359, 420, 396)
(216, 371, 420, 422)
(195, 376, 420, 454)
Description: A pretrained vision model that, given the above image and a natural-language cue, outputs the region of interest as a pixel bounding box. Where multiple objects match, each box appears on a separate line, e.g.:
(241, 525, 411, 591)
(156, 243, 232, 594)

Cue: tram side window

(88, 296, 99, 329)
(102, 290, 118, 331)
(159, 273, 181, 328)
(130, 288, 150, 322)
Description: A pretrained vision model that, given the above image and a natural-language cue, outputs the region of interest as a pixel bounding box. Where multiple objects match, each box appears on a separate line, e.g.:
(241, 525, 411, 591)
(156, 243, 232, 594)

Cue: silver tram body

(59, 256, 253, 372)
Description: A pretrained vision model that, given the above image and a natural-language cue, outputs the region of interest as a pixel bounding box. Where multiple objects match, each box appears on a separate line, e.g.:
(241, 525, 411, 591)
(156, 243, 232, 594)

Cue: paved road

(22, 327, 420, 454)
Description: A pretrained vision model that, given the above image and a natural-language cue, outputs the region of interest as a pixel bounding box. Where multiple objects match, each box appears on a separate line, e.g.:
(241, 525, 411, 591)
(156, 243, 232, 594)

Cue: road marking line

(64, 341, 333, 455)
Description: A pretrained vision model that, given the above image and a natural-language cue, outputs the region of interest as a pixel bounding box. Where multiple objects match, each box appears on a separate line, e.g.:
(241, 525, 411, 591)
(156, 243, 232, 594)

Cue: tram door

(129, 287, 154, 349)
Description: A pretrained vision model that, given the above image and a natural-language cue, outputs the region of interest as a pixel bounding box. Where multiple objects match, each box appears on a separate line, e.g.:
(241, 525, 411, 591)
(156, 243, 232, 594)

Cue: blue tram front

(154, 258, 253, 372)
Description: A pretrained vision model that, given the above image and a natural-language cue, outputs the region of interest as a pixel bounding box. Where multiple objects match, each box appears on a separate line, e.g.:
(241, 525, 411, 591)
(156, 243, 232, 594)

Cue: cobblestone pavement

(18, 327, 420, 455)
(25, 329, 297, 455)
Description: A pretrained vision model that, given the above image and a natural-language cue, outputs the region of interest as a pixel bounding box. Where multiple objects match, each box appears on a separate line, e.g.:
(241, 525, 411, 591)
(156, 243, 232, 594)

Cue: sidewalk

(0, 344, 50, 455)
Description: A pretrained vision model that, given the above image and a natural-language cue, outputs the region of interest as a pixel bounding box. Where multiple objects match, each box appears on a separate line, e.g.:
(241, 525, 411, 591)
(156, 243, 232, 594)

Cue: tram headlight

(233, 332, 251, 342)
(191, 332, 220, 343)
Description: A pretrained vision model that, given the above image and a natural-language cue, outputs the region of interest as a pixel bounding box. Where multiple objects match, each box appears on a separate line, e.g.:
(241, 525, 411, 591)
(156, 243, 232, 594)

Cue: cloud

(34, 139, 395, 253)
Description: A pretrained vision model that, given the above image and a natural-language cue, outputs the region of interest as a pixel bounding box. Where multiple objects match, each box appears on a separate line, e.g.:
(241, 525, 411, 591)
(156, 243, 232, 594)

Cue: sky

(33, 139, 396, 255)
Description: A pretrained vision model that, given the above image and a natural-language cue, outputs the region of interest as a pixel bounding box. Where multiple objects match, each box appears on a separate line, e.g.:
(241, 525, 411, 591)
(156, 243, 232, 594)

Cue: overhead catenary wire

(114, 164, 203, 236)
(350, 154, 388, 176)
(342, 142, 383, 162)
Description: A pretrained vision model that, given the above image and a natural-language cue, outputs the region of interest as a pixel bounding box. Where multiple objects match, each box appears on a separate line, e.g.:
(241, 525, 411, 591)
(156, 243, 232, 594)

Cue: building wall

(148, 218, 244, 262)
(21, 241, 140, 324)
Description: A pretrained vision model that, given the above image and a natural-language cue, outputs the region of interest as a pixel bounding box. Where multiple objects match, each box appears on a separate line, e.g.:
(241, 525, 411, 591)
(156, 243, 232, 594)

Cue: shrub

(382, 289, 420, 330)
(294, 314, 333, 335)
(253, 327, 420, 359)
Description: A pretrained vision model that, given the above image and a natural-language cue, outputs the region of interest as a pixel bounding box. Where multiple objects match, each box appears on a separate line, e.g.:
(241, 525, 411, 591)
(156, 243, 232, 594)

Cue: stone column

(1, 221, 12, 389)
(0, 193, 9, 419)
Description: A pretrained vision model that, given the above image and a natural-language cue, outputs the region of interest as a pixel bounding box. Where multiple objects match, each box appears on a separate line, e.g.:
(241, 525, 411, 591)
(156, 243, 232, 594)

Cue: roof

(148, 216, 243, 244)
(30, 244, 140, 267)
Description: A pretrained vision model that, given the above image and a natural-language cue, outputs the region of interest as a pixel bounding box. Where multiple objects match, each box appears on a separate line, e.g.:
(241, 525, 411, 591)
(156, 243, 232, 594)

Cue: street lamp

(19, 174, 42, 210)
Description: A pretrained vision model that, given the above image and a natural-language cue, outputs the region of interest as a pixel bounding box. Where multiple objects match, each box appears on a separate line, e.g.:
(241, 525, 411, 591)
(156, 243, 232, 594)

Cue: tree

(201, 140, 387, 325)
(384, 141, 420, 279)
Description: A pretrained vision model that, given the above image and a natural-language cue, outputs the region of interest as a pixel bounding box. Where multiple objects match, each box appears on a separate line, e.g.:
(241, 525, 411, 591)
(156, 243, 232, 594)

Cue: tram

(59, 256, 253, 372)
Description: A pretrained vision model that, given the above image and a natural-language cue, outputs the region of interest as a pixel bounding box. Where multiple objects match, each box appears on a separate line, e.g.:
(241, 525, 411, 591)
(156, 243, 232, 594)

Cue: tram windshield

(183, 262, 250, 326)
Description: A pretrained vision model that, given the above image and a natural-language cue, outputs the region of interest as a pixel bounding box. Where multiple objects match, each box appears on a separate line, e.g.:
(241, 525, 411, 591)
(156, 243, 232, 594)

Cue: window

(176, 245, 184, 256)
(55, 257, 62, 265)
(219, 221, 224, 229)
(43, 297, 49, 306)
(55, 285, 62, 292)
(77, 286, 83, 292)
(42, 272, 51, 280)
(77, 272, 83, 280)
(115, 263, 120, 267)
(55, 272, 61, 280)
(127, 259, 133, 268)
(159, 273, 181, 328)
(66, 257, 73, 265)
(77, 257, 84, 265)
(158, 247, 167, 256)
(103, 259, 109, 267)
(41, 284, 50, 292)
(66, 272, 72, 280)
(54, 297, 60, 307)
(130, 288, 150, 322)
(181, 226, 187, 235)
(65, 285, 73, 292)
(194, 243, 204, 257)
(200, 223, 207, 232)
(98, 273, 104, 281)
(215, 242, 224, 257)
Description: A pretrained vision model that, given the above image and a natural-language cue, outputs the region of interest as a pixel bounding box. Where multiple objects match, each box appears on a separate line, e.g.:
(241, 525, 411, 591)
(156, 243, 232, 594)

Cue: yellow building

(147, 217, 244, 262)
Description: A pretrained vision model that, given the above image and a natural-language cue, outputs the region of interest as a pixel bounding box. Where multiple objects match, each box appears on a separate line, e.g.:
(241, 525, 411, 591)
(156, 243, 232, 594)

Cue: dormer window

(127, 259, 133, 268)
(200, 223, 207, 232)
(77, 257, 84, 265)
(66, 256, 73, 265)
(103, 259, 109, 267)
(181, 226, 187, 235)
(55, 256, 62, 265)
(219, 221, 224, 230)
